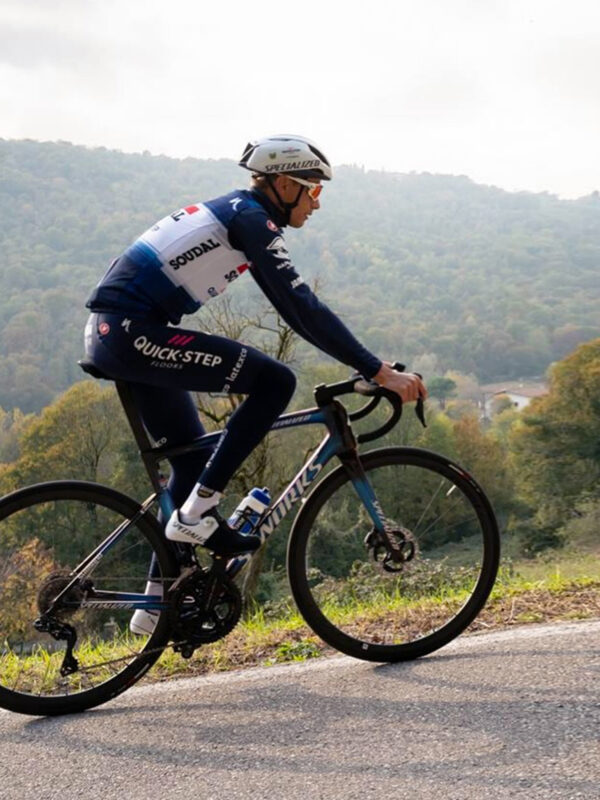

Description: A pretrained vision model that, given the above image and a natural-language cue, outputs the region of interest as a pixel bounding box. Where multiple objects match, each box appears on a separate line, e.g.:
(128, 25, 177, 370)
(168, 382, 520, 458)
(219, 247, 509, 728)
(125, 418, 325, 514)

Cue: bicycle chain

(51, 567, 242, 675)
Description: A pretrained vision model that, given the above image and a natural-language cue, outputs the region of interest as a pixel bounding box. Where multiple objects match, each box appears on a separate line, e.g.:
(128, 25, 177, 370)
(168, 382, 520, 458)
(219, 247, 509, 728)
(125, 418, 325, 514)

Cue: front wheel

(287, 448, 500, 662)
(0, 481, 179, 716)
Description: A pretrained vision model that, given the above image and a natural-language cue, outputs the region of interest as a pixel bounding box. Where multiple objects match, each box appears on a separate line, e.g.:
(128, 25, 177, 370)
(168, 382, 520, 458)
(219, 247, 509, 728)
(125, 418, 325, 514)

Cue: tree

(427, 376, 457, 410)
(490, 393, 514, 416)
(0, 538, 56, 642)
(0, 407, 33, 464)
(0, 381, 139, 494)
(451, 413, 516, 520)
(508, 338, 600, 552)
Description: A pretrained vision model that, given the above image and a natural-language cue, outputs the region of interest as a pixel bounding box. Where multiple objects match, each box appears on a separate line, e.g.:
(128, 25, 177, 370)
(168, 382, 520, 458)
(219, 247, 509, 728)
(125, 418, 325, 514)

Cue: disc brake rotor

(364, 525, 417, 572)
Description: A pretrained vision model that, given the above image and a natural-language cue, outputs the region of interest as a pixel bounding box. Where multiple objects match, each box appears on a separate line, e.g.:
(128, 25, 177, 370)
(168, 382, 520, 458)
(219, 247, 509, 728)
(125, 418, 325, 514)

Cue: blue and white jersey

(87, 189, 381, 378)
(87, 191, 260, 322)
(135, 202, 250, 305)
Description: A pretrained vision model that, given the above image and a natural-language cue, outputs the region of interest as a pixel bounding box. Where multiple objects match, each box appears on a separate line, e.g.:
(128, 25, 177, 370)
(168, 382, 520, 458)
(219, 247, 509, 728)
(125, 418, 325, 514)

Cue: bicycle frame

(59, 391, 393, 616)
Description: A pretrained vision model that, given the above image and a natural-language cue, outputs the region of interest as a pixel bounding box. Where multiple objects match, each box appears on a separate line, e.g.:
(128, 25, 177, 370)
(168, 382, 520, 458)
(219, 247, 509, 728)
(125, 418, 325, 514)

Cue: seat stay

(43, 493, 160, 616)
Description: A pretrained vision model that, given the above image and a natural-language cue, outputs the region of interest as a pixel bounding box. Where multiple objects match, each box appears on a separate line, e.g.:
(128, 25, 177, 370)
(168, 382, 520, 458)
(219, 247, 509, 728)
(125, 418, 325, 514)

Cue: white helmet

(239, 135, 333, 181)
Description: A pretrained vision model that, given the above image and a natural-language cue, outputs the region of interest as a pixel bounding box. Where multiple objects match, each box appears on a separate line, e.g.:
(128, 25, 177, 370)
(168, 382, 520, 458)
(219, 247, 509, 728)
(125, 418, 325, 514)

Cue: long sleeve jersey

(86, 188, 382, 378)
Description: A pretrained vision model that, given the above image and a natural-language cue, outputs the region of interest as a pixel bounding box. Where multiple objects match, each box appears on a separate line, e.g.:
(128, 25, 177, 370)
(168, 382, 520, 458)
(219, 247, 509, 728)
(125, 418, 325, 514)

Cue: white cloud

(1, 0, 600, 196)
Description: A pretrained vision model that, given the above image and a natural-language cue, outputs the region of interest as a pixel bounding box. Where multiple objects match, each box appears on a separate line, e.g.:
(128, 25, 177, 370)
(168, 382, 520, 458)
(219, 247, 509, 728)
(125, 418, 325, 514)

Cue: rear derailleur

(35, 571, 87, 676)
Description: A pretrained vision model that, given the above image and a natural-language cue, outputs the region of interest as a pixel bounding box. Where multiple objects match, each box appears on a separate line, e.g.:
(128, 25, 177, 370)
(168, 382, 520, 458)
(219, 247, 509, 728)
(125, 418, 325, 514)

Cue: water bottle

(227, 487, 271, 534)
(225, 487, 271, 578)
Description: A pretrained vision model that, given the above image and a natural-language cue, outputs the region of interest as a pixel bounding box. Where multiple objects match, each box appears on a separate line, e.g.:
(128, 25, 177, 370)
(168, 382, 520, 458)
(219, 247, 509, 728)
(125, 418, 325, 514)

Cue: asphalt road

(0, 620, 599, 800)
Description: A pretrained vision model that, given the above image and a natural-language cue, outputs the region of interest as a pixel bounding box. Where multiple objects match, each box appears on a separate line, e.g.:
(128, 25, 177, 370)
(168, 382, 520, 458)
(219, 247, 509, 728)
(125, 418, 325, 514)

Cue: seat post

(78, 360, 163, 493)
(114, 380, 162, 492)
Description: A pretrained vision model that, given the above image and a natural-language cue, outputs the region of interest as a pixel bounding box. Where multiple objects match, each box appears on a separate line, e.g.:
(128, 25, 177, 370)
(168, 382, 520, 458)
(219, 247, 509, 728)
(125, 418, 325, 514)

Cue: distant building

(479, 381, 547, 419)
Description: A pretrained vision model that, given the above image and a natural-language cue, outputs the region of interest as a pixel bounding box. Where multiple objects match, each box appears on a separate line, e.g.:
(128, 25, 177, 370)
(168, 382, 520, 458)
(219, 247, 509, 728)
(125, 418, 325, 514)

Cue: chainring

(37, 571, 84, 617)
(168, 566, 242, 646)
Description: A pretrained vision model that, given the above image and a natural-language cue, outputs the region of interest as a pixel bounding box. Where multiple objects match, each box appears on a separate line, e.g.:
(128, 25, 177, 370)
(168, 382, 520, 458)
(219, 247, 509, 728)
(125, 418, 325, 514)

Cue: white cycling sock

(180, 484, 222, 523)
(144, 579, 163, 598)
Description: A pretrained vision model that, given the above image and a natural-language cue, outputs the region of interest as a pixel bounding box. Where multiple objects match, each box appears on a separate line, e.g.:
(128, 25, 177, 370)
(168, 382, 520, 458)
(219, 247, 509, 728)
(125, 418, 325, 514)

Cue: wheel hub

(37, 571, 84, 616)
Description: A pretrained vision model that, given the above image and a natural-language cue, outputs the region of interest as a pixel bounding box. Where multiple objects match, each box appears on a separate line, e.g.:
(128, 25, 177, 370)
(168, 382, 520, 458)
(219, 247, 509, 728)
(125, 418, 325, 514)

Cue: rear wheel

(287, 448, 500, 661)
(0, 481, 178, 716)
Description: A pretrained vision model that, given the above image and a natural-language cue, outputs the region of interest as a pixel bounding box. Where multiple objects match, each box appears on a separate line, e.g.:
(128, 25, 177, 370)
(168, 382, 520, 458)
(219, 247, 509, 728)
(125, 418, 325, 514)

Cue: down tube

(226, 433, 339, 578)
(265, 434, 339, 536)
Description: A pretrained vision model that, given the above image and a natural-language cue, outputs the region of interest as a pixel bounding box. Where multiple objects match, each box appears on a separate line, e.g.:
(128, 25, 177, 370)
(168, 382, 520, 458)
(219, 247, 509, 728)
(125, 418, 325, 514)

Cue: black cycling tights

(86, 313, 296, 511)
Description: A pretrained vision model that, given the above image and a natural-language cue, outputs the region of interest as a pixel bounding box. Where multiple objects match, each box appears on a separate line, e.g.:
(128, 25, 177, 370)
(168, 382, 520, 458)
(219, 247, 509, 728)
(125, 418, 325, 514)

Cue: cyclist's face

(278, 176, 322, 228)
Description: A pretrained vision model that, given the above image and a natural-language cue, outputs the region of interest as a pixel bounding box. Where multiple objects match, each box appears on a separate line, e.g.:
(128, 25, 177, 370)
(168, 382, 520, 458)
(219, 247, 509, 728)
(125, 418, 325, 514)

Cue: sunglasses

(287, 175, 323, 200)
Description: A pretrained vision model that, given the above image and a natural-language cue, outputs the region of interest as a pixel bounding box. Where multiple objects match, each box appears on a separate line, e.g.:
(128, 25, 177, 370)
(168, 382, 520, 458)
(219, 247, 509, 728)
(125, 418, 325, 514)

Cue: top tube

(147, 406, 327, 462)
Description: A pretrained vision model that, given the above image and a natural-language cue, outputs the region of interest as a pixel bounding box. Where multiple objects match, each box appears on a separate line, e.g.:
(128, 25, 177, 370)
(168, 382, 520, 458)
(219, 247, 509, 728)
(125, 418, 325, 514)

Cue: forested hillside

(1, 138, 599, 412)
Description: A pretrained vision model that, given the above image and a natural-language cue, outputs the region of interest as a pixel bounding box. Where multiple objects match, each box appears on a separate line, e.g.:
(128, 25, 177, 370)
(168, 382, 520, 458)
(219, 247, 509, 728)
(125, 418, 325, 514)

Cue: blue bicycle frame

(62, 371, 404, 616)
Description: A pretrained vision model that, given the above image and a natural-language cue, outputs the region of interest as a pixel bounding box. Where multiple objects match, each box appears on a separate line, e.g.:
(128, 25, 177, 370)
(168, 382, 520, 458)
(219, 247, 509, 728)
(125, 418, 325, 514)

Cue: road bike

(0, 362, 500, 716)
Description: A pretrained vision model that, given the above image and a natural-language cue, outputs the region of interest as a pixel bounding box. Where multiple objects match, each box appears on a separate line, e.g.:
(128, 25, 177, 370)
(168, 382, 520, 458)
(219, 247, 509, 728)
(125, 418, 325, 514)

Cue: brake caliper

(364, 525, 416, 573)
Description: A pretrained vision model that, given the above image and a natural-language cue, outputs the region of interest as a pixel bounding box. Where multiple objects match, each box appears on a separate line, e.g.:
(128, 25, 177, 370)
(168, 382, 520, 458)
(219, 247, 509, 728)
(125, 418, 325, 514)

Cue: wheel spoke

(289, 448, 499, 661)
(0, 483, 176, 715)
(415, 497, 477, 543)
(412, 475, 447, 534)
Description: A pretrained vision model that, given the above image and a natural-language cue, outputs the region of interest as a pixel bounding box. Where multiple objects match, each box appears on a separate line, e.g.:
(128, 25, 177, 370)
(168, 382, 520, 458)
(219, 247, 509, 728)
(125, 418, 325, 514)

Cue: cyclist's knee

(258, 359, 296, 403)
(271, 360, 296, 401)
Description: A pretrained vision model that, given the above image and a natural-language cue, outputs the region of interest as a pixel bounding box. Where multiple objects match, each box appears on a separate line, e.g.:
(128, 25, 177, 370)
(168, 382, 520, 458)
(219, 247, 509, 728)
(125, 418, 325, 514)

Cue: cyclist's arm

(230, 211, 382, 379)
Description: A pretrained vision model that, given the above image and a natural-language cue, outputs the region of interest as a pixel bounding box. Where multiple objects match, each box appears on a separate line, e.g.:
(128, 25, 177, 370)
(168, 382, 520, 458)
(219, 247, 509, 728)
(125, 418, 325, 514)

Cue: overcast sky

(1, 0, 599, 198)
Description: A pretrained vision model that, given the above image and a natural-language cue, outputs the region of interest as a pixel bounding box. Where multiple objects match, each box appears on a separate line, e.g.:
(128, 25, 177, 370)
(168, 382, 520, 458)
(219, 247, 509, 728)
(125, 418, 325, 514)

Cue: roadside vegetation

(147, 541, 600, 679)
(1, 339, 599, 685)
(7, 546, 597, 690)
(0, 139, 599, 685)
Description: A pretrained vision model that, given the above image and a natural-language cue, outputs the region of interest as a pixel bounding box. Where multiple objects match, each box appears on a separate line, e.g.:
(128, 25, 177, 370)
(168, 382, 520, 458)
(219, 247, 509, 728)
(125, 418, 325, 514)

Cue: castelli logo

(99, 323, 110, 335)
(267, 219, 278, 232)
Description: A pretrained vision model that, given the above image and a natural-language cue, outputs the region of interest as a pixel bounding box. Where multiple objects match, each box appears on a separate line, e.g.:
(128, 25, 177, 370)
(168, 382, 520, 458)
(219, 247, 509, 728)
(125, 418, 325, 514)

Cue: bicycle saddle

(78, 359, 112, 381)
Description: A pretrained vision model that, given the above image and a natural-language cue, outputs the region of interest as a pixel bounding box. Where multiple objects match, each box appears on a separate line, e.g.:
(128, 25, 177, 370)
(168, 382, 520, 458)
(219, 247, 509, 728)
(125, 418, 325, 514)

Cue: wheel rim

(298, 453, 496, 653)
(0, 488, 171, 705)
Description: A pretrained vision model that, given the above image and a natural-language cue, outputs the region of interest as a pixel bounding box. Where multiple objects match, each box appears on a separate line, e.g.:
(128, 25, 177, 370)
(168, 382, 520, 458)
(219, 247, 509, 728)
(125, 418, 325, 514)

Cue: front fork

(339, 450, 413, 569)
(339, 452, 390, 534)
(323, 399, 394, 543)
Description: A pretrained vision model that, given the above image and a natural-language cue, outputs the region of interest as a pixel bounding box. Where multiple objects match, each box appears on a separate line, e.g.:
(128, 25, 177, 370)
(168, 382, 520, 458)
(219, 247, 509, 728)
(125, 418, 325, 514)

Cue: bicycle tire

(287, 447, 500, 662)
(0, 480, 178, 716)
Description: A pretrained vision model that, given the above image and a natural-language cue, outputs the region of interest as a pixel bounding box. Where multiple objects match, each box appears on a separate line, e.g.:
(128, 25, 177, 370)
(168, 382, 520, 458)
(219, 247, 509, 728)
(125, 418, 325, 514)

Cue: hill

(1, 138, 599, 411)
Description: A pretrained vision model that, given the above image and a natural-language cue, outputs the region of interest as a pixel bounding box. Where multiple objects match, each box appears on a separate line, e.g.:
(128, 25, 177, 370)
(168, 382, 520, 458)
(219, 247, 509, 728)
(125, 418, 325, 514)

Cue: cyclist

(85, 134, 426, 563)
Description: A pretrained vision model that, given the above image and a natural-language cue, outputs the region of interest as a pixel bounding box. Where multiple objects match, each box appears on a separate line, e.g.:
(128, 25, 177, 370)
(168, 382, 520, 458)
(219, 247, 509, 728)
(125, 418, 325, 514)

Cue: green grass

(149, 545, 600, 678)
(2, 547, 599, 695)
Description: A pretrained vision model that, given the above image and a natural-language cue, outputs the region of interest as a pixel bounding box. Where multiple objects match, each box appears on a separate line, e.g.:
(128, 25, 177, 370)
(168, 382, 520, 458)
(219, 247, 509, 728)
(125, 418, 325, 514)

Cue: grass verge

(148, 561, 600, 681)
(2, 554, 599, 692)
